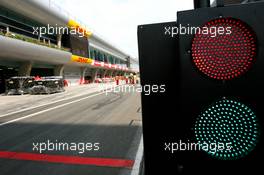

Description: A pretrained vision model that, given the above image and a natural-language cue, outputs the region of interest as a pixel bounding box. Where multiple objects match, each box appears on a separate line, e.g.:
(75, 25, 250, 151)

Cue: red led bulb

(191, 18, 257, 80)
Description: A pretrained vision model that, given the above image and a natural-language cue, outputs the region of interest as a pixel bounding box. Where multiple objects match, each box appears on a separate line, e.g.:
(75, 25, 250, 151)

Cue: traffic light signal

(138, 1, 264, 174)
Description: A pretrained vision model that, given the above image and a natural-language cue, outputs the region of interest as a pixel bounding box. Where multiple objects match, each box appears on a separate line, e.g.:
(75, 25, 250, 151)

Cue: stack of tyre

(5, 76, 65, 95)
(5, 77, 34, 95)
(30, 76, 65, 95)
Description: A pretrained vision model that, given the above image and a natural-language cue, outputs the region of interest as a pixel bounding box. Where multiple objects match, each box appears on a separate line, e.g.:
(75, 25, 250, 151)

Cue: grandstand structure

(0, 0, 138, 92)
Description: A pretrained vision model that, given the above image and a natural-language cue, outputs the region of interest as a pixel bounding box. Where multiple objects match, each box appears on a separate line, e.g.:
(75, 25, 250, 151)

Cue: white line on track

(130, 136, 144, 175)
(0, 91, 106, 126)
(0, 84, 119, 119)
(0, 89, 98, 119)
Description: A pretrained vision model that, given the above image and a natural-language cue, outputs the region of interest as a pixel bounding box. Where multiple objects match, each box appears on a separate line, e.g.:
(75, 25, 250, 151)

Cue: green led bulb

(194, 98, 259, 160)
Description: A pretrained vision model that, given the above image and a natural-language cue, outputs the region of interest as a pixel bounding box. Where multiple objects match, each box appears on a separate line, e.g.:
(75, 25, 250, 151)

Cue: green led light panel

(194, 98, 259, 160)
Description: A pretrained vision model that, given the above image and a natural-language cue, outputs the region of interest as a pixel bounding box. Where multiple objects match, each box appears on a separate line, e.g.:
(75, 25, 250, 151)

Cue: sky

(52, 0, 194, 59)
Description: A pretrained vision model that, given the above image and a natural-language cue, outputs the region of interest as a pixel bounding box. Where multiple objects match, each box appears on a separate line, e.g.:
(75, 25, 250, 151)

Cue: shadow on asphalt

(0, 122, 142, 175)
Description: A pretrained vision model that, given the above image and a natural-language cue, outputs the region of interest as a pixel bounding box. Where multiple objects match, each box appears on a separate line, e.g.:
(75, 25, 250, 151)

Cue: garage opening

(0, 66, 18, 94)
(30, 68, 54, 77)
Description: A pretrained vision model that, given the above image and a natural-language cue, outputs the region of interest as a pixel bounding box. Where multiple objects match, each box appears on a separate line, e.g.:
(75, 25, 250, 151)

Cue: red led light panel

(191, 18, 257, 80)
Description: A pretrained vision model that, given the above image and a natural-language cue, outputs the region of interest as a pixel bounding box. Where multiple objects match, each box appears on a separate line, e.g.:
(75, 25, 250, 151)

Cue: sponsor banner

(93, 60, 104, 67)
(111, 64, 117, 69)
(104, 63, 112, 69)
(71, 55, 93, 64)
(68, 19, 92, 38)
(71, 57, 130, 71)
